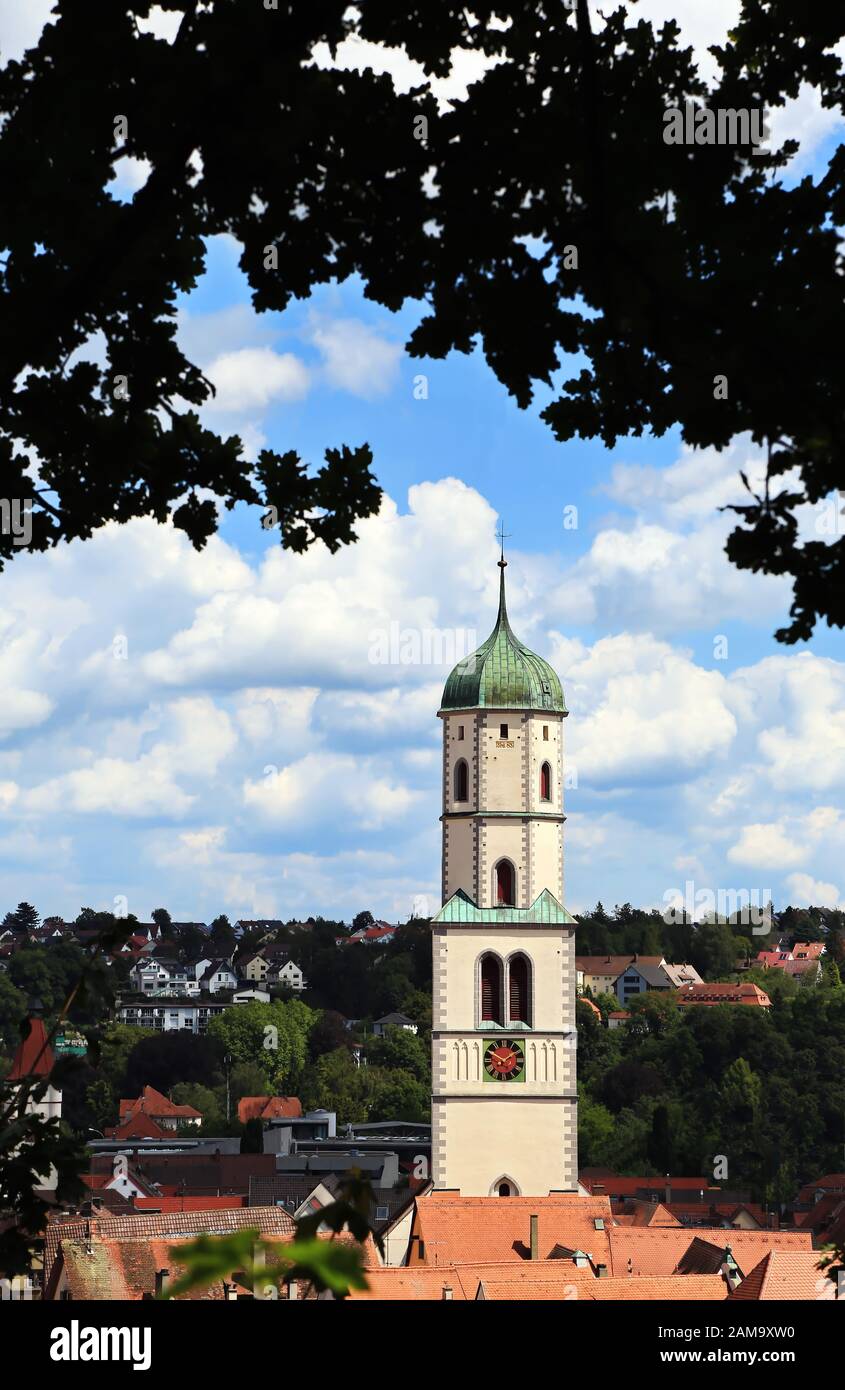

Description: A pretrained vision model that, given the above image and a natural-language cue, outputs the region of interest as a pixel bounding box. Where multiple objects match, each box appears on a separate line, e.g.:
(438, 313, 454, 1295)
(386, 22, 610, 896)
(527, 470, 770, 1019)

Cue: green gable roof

(433, 888, 576, 926)
(440, 563, 566, 714)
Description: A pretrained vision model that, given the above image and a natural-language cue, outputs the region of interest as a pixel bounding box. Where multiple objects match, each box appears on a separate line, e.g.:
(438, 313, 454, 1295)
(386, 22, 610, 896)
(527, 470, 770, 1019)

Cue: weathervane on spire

(496, 520, 511, 569)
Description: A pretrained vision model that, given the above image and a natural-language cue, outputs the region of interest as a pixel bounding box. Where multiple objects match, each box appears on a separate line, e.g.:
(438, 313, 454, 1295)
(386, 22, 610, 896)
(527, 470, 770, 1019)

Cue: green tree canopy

(3, 3, 845, 639)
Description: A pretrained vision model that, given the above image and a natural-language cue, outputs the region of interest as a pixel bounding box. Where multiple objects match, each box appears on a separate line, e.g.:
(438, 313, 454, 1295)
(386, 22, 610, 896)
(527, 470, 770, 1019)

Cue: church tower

(431, 550, 578, 1196)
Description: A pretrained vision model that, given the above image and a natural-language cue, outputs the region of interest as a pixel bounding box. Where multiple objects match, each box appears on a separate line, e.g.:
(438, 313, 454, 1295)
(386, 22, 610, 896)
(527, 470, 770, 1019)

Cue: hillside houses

(575, 954, 703, 1003)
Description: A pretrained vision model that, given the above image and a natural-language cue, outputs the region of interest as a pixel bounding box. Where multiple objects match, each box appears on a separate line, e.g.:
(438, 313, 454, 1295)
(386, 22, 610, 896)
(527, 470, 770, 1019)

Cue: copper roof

(441, 562, 566, 714)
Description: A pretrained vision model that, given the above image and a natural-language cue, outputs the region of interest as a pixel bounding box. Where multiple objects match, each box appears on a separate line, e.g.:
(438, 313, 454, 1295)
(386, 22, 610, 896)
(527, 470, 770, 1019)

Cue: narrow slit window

(495, 860, 515, 906)
(454, 759, 469, 802)
(540, 761, 552, 801)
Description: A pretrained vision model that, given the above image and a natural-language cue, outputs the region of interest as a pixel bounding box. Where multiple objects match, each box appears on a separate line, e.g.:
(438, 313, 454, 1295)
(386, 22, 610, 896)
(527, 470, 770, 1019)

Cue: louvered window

(481, 955, 503, 1024)
(509, 955, 531, 1025)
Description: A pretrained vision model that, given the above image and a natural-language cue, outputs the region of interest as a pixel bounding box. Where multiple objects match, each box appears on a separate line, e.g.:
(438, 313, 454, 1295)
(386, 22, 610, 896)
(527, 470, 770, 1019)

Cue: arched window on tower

(454, 758, 468, 803)
(480, 954, 504, 1026)
(495, 859, 515, 907)
(508, 953, 532, 1027)
(540, 761, 552, 802)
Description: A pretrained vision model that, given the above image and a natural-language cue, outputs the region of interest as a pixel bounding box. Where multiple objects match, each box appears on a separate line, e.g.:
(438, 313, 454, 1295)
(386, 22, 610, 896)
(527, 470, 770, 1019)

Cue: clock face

(483, 1038, 525, 1082)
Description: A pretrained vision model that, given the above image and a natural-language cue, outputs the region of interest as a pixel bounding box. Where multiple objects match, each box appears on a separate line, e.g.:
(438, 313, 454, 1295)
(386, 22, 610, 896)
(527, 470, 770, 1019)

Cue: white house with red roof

(105, 1085, 202, 1140)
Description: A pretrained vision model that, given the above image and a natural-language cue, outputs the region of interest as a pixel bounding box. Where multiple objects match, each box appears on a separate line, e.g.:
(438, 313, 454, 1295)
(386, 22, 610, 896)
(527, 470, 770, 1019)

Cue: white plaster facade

(431, 566, 577, 1198)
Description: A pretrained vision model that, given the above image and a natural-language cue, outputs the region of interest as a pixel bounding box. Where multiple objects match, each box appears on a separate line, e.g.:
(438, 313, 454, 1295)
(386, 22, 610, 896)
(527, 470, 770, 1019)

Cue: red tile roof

(47, 1231, 296, 1301)
(730, 1250, 831, 1301)
(576, 955, 664, 977)
(410, 1194, 614, 1268)
(793, 1194, 845, 1231)
(119, 1085, 202, 1121)
(796, 1173, 845, 1205)
(626, 1201, 682, 1228)
(581, 1175, 711, 1196)
(677, 982, 771, 1007)
(610, 1227, 812, 1278)
(349, 1267, 469, 1301)
(475, 1274, 728, 1301)
(132, 1196, 247, 1213)
(8, 1016, 55, 1080)
(108, 1111, 169, 1141)
(237, 1096, 302, 1123)
(44, 1205, 295, 1286)
(792, 942, 825, 959)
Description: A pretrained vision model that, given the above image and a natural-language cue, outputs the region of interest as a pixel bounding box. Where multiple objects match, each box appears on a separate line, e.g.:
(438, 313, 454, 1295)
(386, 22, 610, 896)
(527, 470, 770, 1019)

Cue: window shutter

(481, 956, 502, 1024)
(509, 956, 529, 1024)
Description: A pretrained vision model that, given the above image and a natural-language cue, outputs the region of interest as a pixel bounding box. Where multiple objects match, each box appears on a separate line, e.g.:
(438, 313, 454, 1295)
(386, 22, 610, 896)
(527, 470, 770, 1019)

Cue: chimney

(596, 1263, 608, 1278)
(155, 1268, 169, 1297)
(529, 1214, 539, 1261)
(442, 1285, 454, 1300)
(665, 1174, 671, 1206)
(721, 1247, 741, 1290)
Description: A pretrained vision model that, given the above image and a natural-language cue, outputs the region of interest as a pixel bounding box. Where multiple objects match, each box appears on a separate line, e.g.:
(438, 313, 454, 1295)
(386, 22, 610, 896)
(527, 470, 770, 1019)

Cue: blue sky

(2, 2, 845, 927)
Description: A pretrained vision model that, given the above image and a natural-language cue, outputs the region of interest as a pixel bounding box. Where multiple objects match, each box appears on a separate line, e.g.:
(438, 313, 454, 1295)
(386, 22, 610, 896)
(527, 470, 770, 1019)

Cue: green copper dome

(441, 561, 567, 714)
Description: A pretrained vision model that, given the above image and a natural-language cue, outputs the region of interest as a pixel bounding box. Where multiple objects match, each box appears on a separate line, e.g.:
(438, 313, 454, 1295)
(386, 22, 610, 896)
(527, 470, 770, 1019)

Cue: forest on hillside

(1, 899, 842, 1196)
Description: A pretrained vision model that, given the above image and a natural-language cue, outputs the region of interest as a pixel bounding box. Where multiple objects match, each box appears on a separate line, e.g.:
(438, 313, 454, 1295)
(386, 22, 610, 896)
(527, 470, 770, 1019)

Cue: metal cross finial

(496, 521, 511, 567)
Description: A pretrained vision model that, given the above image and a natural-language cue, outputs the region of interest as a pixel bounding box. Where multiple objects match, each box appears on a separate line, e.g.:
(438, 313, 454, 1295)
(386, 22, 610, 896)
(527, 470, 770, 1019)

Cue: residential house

(372, 1012, 418, 1036)
(348, 922, 397, 946)
(575, 954, 665, 998)
(240, 953, 270, 983)
(109, 1086, 203, 1137)
(576, 955, 704, 1003)
(117, 999, 231, 1033)
(43, 1208, 296, 1299)
(266, 958, 306, 991)
(791, 941, 826, 960)
(236, 920, 287, 939)
(676, 982, 771, 1008)
(660, 961, 703, 989)
(128, 958, 199, 996)
(238, 1096, 302, 1124)
(615, 961, 673, 1003)
(755, 940, 825, 975)
(200, 960, 239, 994)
